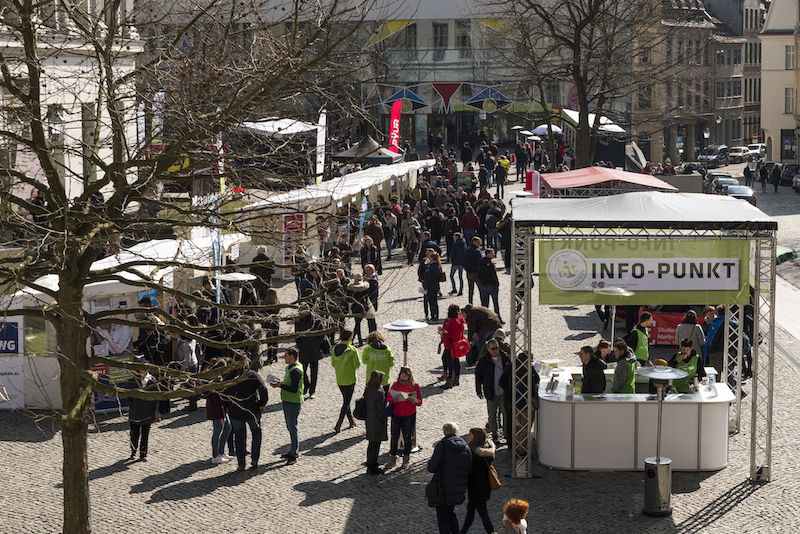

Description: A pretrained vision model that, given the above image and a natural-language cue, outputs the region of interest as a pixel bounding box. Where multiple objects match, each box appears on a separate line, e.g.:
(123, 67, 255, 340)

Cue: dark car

(703, 171, 732, 193)
(725, 185, 757, 206)
(712, 177, 739, 194)
(680, 162, 705, 175)
(698, 145, 729, 168)
(780, 164, 800, 185)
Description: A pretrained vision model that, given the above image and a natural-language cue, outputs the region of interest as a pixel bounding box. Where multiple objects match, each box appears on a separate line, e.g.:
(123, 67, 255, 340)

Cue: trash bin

(643, 456, 672, 516)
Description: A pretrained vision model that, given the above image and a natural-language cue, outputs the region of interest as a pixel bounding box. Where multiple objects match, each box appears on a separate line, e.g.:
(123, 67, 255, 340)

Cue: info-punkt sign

(539, 239, 750, 305)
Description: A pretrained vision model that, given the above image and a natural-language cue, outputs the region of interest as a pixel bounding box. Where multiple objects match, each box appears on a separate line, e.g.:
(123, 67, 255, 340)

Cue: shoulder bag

(353, 396, 367, 420)
(486, 458, 501, 490)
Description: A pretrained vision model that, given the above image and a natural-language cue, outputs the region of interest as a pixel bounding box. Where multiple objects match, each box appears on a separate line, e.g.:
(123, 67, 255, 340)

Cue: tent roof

(542, 167, 678, 192)
(331, 135, 403, 163)
(243, 159, 434, 212)
(238, 118, 318, 137)
(512, 191, 777, 230)
(560, 109, 626, 134)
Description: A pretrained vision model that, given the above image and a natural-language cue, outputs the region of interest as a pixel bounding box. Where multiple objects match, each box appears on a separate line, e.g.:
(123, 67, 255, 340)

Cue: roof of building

(761, 0, 797, 33)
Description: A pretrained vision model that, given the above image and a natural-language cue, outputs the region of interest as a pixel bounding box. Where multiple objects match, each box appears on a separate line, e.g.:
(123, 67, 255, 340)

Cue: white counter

(536, 369, 734, 471)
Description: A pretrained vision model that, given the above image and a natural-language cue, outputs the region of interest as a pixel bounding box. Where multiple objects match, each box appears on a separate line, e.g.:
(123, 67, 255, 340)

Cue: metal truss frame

(510, 223, 776, 482)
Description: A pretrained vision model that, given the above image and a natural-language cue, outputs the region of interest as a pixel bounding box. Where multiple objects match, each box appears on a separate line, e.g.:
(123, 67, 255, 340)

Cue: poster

(137, 289, 157, 306)
(539, 239, 750, 305)
(92, 354, 133, 414)
(0, 319, 24, 410)
(282, 213, 305, 280)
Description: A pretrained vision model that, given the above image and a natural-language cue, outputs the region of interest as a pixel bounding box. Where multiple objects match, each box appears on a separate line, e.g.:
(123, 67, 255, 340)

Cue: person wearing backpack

(460, 427, 496, 534)
(362, 370, 388, 475)
(330, 329, 361, 433)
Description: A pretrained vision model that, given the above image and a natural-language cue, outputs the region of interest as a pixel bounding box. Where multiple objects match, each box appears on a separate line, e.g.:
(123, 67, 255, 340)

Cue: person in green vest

(626, 311, 654, 365)
(611, 340, 639, 394)
(361, 331, 395, 393)
(331, 328, 361, 433)
(269, 346, 303, 465)
(669, 338, 706, 393)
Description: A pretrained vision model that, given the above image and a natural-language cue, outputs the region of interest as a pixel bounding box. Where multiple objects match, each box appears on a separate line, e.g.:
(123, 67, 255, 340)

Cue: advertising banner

(92, 355, 133, 414)
(387, 100, 402, 153)
(282, 213, 305, 280)
(540, 239, 750, 305)
(0, 319, 24, 410)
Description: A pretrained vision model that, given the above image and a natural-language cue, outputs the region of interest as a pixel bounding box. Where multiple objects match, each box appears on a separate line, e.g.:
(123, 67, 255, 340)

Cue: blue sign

(0, 322, 19, 354)
(137, 289, 157, 306)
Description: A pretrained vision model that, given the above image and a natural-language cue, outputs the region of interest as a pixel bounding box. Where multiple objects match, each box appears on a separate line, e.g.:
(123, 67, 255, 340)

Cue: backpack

(353, 397, 367, 420)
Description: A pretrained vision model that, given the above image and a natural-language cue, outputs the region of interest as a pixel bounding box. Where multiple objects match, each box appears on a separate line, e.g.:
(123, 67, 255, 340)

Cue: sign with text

(0, 319, 23, 409)
(282, 212, 305, 280)
(540, 239, 750, 305)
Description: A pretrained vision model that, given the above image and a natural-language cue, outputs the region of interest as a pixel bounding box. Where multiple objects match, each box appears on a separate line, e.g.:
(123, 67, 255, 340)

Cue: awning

(331, 135, 403, 165)
(559, 109, 626, 134)
(238, 118, 318, 137)
(512, 191, 777, 231)
(541, 167, 678, 196)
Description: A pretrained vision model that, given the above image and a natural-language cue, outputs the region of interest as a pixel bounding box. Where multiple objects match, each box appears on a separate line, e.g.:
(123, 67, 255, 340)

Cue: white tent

(238, 118, 319, 137)
(559, 109, 626, 134)
(533, 124, 563, 135)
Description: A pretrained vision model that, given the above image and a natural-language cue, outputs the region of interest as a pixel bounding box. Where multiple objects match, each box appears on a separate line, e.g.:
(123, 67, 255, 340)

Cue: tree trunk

(575, 124, 595, 168)
(58, 281, 92, 534)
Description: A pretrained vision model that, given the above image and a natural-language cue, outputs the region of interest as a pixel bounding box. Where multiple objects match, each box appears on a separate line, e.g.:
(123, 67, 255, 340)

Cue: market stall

(510, 191, 778, 482)
(540, 166, 678, 197)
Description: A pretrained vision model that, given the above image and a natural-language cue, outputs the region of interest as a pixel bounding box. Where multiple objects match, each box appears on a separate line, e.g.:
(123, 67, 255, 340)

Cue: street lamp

(384, 319, 427, 453)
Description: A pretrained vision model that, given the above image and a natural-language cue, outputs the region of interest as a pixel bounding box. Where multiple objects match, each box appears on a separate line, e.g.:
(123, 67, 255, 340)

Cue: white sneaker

(211, 456, 223, 464)
(220, 453, 232, 461)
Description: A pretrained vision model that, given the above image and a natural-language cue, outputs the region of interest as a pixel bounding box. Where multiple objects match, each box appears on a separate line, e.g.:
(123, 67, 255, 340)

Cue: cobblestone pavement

(3, 179, 800, 534)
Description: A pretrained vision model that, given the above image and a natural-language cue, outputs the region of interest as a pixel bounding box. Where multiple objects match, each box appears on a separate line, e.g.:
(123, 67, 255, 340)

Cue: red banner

(388, 100, 402, 153)
(432, 83, 462, 112)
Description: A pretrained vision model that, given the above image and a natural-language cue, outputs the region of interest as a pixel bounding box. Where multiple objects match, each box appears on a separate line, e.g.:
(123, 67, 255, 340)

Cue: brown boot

(334, 414, 345, 433)
(347, 414, 357, 428)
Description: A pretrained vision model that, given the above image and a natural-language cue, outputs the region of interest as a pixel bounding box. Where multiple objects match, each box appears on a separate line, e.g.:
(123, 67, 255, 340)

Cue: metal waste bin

(643, 457, 673, 516)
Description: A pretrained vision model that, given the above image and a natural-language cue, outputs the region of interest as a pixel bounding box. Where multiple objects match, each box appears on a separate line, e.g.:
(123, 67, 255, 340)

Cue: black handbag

(425, 475, 445, 507)
(353, 397, 367, 420)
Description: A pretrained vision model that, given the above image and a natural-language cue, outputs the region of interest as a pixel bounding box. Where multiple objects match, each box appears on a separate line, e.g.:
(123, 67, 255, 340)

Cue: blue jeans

(487, 228, 499, 251)
(463, 229, 476, 243)
(424, 288, 439, 319)
(211, 415, 232, 458)
(283, 401, 302, 457)
(385, 233, 394, 257)
(450, 265, 464, 293)
(390, 413, 415, 456)
(479, 284, 500, 316)
(187, 364, 198, 409)
(230, 414, 261, 468)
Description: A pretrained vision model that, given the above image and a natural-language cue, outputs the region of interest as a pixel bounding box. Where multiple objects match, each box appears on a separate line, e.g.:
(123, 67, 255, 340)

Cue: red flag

(432, 83, 462, 112)
(388, 100, 402, 153)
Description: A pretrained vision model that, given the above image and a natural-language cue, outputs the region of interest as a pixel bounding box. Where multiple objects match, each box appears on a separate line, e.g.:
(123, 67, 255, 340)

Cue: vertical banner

(282, 213, 306, 280)
(316, 109, 326, 184)
(0, 318, 24, 410)
(358, 196, 368, 239)
(388, 100, 402, 153)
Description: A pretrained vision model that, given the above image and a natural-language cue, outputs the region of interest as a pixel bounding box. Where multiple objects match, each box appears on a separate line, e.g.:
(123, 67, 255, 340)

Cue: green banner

(539, 239, 750, 305)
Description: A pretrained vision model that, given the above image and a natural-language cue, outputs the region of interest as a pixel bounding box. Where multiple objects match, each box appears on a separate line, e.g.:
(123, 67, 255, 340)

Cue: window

(716, 49, 725, 65)
(727, 80, 732, 97)
(734, 48, 741, 65)
(703, 80, 710, 109)
(638, 86, 652, 109)
(716, 81, 725, 99)
(544, 80, 560, 105)
(694, 80, 701, 107)
(433, 22, 448, 61)
(781, 129, 797, 160)
(785, 87, 795, 114)
(400, 23, 417, 60)
(726, 49, 732, 65)
(641, 48, 649, 64)
(733, 79, 742, 98)
(666, 38, 673, 63)
(786, 45, 796, 70)
(666, 82, 673, 105)
(455, 20, 471, 58)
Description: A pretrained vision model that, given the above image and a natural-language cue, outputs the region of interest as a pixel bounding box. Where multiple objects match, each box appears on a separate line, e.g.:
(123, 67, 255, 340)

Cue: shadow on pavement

(302, 433, 363, 457)
(673, 480, 762, 533)
(0, 411, 59, 443)
(130, 459, 215, 494)
(158, 410, 205, 430)
(272, 430, 336, 456)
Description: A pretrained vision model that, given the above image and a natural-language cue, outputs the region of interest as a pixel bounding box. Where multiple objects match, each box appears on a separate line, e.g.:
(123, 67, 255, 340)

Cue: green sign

(539, 239, 750, 305)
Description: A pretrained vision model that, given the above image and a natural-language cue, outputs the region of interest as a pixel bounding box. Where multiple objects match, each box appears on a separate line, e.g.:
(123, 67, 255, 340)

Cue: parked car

(729, 146, 750, 163)
(703, 171, 732, 193)
(712, 176, 739, 194)
(748, 143, 766, 158)
(724, 185, 757, 206)
(679, 162, 705, 174)
(780, 164, 800, 185)
(698, 145, 729, 168)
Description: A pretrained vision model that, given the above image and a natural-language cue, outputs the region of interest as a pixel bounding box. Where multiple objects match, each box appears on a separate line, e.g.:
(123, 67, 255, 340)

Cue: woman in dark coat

(363, 370, 388, 475)
(462, 427, 496, 534)
(427, 422, 473, 534)
(422, 251, 443, 322)
(295, 309, 324, 398)
(124, 369, 159, 462)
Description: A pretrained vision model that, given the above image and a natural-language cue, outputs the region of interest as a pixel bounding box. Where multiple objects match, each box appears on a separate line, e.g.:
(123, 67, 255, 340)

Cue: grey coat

(675, 323, 705, 352)
(363, 384, 388, 442)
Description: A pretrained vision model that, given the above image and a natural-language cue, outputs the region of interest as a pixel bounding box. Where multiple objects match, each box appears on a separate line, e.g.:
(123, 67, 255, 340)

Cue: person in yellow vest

(269, 347, 304, 465)
(611, 340, 639, 394)
(668, 338, 706, 393)
(625, 311, 654, 366)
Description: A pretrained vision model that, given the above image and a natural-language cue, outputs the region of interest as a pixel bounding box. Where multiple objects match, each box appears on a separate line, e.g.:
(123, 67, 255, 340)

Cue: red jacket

(387, 381, 422, 417)
(460, 212, 480, 230)
(441, 316, 466, 351)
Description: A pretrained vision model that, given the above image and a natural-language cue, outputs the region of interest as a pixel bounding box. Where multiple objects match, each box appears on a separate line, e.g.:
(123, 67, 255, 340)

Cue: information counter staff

(626, 311, 653, 364)
(611, 341, 639, 394)
(668, 339, 706, 393)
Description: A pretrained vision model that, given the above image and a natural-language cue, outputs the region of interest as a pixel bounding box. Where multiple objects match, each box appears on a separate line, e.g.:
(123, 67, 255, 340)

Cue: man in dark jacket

(771, 163, 781, 192)
(427, 422, 472, 534)
(475, 340, 512, 444)
(124, 370, 159, 461)
(463, 304, 501, 363)
(463, 237, 483, 305)
(477, 248, 501, 320)
(249, 246, 275, 303)
(579, 345, 607, 394)
(225, 368, 268, 470)
(449, 233, 466, 295)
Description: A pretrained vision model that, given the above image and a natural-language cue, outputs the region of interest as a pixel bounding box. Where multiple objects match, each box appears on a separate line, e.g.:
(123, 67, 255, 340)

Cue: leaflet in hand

(266, 374, 281, 384)
(390, 389, 410, 401)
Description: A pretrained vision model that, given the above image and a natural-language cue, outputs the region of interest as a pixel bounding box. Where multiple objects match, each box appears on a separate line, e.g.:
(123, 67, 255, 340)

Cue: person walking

(771, 163, 781, 192)
(475, 338, 512, 445)
(295, 308, 324, 398)
(347, 273, 373, 346)
(263, 288, 281, 364)
(427, 422, 473, 534)
(363, 370, 389, 475)
(361, 331, 395, 392)
(497, 499, 529, 534)
(225, 364, 269, 471)
(385, 366, 423, 470)
(270, 347, 303, 465)
(460, 428, 496, 534)
(493, 161, 507, 198)
(477, 248, 501, 319)
(460, 206, 480, 244)
(759, 163, 769, 193)
(331, 329, 361, 433)
(124, 369, 159, 462)
(204, 360, 232, 465)
(401, 210, 421, 265)
(463, 237, 484, 305)
(497, 214, 512, 275)
(449, 232, 466, 296)
(440, 304, 466, 388)
(360, 234, 383, 275)
(423, 251, 444, 322)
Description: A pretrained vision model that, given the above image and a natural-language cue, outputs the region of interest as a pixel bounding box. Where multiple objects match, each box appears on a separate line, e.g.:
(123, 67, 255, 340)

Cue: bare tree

(0, 1, 376, 532)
